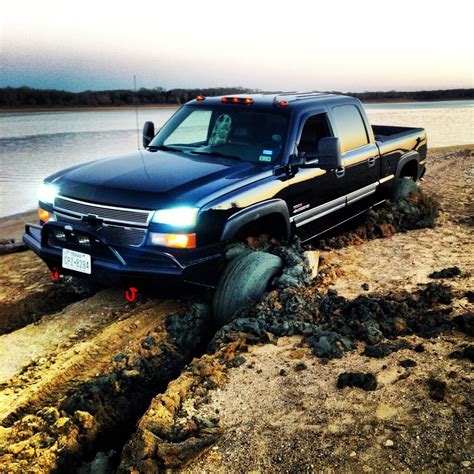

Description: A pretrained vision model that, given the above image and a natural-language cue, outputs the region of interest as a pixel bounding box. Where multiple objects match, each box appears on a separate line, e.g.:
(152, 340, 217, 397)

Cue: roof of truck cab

(186, 92, 354, 110)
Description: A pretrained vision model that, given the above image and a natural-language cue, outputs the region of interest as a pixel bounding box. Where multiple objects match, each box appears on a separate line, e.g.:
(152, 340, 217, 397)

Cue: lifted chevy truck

(24, 92, 426, 323)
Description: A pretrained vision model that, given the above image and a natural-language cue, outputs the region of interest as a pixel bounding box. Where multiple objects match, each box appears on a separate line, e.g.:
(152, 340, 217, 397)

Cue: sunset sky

(1, 0, 473, 92)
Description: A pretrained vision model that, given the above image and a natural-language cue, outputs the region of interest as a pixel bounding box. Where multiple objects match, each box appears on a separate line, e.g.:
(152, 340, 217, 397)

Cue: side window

(331, 105, 369, 153)
(298, 113, 332, 153)
(164, 110, 212, 145)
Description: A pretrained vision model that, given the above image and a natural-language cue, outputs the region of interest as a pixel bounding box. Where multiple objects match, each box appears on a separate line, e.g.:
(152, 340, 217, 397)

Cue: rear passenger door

(330, 104, 380, 204)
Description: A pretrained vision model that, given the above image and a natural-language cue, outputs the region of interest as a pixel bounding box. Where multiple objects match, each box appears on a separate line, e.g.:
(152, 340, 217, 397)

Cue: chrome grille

(97, 226, 146, 246)
(54, 196, 152, 226)
(54, 213, 147, 247)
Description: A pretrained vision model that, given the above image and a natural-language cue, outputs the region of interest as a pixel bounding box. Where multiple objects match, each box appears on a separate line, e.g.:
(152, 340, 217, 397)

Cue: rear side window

(332, 105, 369, 152)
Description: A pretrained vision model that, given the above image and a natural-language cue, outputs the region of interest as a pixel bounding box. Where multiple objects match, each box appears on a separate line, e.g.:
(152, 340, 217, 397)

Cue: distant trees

(0, 86, 472, 108)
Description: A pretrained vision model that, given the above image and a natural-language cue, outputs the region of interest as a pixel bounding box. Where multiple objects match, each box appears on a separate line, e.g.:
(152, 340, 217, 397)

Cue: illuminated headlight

(151, 207, 198, 227)
(38, 183, 59, 204)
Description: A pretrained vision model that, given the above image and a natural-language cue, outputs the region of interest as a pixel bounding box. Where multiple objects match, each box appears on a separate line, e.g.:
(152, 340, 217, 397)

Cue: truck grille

(54, 196, 152, 226)
(54, 213, 147, 247)
(97, 226, 146, 246)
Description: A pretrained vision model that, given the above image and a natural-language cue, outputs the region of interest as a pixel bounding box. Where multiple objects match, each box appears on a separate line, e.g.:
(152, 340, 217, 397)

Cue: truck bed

(372, 125, 425, 143)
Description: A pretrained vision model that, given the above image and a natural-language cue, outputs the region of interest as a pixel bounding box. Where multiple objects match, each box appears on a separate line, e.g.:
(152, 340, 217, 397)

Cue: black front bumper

(23, 222, 224, 288)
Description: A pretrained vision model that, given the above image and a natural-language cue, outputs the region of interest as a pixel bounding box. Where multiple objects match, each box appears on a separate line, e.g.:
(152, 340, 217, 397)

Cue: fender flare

(220, 199, 291, 241)
(395, 150, 420, 181)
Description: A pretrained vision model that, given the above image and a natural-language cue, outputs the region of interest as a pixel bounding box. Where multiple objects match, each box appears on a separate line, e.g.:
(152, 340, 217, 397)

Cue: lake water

(0, 100, 472, 218)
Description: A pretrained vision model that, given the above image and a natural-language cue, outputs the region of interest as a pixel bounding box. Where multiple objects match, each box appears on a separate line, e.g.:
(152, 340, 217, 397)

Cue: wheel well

(399, 160, 418, 181)
(234, 213, 289, 242)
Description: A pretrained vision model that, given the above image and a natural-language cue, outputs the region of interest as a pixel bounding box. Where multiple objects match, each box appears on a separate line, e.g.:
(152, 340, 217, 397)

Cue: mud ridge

(316, 191, 439, 250)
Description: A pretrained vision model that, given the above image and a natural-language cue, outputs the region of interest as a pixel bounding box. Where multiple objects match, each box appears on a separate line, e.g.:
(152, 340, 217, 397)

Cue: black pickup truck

(24, 92, 426, 321)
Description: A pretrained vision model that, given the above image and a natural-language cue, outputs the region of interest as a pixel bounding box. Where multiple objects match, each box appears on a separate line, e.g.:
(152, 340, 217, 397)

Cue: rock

(337, 372, 377, 391)
(453, 312, 474, 337)
(363, 345, 392, 358)
(427, 377, 447, 401)
(462, 460, 471, 468)
(303, 250, 319, 279)
(294, 362, 307, 371)
(449, 345, 474, 362)
(414, 344, 425, 353)
(399, 359, 417, 368)
(429, 266, 461, 279)
(361, 283, 370, 291)
(279, 369, 287, 376)
(384, 439, 394, 447)
(228, 355, 246, 368)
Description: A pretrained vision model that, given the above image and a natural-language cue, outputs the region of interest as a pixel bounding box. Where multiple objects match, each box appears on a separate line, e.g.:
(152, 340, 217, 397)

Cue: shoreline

(1, 98, 473, 113)
(0, 144, 472, 238)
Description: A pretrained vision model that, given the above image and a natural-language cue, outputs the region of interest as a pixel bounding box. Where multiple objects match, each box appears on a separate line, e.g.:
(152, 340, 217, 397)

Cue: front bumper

(23, 221, 224, 287)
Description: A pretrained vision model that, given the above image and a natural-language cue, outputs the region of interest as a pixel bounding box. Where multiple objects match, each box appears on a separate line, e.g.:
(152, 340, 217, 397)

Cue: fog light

(54, 231, 66, 241)
(150, 232, 196, 248)
(76, 235, 91, 246)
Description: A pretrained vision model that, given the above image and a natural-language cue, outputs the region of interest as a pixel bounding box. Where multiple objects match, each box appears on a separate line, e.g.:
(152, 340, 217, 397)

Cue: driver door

(287, 112, 346, 241)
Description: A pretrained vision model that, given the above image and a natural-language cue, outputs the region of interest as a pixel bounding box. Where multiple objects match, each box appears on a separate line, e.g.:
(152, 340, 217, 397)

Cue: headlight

(152, 207, 198, 227)
(38, 183, 59, 204)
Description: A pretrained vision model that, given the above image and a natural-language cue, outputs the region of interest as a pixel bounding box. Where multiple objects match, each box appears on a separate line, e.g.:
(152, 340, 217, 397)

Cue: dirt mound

(211, 281, 464, 360)
(316, 191, 439, 250)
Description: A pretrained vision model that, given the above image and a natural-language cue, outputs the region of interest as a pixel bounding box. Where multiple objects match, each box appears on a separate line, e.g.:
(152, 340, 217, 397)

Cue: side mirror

(297, 137, 342, 170)
(143, 121, 155, 148)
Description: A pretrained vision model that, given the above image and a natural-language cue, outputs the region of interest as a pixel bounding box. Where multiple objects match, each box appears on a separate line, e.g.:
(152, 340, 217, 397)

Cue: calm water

(0, 100, 472, 218)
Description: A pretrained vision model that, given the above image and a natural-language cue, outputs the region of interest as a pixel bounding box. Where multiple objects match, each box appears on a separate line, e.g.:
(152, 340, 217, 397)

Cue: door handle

(368, 157, 376, 167)
(335, 167, 345, 178)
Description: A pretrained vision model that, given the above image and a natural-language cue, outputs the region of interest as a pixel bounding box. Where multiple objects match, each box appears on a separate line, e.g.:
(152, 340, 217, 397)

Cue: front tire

(212, 251, 283, 327)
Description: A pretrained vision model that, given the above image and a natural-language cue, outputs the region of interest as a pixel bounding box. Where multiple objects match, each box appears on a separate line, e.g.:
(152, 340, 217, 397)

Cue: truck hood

(50, 150, 271, 209)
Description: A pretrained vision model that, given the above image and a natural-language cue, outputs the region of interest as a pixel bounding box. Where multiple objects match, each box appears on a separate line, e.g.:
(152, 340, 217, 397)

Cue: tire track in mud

(0, 298, 185, 426)
(0, 251, 97, 335)
(0, 302, 210, 473)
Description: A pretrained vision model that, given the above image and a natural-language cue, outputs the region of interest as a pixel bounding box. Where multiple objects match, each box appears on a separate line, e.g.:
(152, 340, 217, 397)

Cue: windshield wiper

(147, 145, 183, 152)
(190, 150, 241, 160)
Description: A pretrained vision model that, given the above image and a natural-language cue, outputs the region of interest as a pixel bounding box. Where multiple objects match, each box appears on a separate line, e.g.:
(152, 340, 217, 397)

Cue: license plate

(62, 248, 91, 274)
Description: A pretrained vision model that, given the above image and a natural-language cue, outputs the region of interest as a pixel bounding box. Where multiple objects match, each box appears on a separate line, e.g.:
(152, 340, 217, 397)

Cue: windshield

(149, 105, 289, 164)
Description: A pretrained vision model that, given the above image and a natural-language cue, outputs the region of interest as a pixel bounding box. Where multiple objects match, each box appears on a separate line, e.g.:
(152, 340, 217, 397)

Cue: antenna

(134, 75, 140, 151)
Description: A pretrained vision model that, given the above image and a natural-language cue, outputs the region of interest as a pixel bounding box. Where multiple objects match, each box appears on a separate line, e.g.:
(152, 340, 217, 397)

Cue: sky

(1, 0, 473, 92)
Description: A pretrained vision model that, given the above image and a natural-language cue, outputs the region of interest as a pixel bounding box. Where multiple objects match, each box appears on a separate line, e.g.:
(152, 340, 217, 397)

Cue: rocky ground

(0, 146, 472, 472)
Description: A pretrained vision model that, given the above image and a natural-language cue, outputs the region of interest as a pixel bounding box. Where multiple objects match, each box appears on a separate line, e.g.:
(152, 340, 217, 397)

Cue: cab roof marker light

(221, 97, 253, 104)
(196, 95, 205, 101)
(278, 100, 288, 107)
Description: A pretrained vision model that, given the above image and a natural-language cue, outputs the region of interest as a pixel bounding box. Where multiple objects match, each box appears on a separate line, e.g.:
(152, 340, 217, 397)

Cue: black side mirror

(296, 137, 342, 170)
(143, 121, 155, 148)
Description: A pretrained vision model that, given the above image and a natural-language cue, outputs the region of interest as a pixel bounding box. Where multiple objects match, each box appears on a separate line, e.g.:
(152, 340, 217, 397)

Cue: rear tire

(392, 176, 419, 201)
(212, 251, 283, 327)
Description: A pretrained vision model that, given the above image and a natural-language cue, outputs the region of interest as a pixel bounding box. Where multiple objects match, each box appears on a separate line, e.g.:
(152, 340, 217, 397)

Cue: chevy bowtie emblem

(82, 214, 104, 226)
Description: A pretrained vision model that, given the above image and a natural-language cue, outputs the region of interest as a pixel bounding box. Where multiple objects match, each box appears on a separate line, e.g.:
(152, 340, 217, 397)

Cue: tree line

(0, 86, 472, 108)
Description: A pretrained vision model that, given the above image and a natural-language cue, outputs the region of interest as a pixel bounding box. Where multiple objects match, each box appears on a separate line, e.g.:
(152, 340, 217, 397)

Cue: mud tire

(392, 176, 419, 201)
(212, 251, 283, 327)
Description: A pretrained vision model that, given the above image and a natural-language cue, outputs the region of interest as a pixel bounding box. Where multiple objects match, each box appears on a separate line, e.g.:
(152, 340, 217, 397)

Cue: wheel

(212, 251, 283, 327)
(392, 176, 419, 201)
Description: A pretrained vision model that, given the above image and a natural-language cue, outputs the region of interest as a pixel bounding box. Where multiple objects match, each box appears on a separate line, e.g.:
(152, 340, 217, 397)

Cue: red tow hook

(125, 287, 138, 302)
(50, 267, 60, 282)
